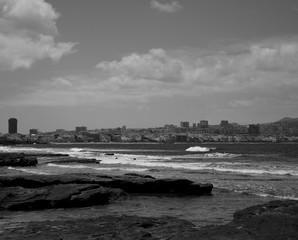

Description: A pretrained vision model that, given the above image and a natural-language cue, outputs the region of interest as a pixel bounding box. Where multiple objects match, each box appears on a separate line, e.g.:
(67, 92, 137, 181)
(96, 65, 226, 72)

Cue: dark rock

(105, 153, 115, 156)
(0, 184, 126, 210)
(45, 156, 99, 164)
(1, 200, 298, 239)
(26, 153, 69, 157)
(124, 173, 155, 179)
(190, 200, 298, 240)
(0, 215, 197, 240)
(0, 173, 213, 196)
(0, 153, 38, 166)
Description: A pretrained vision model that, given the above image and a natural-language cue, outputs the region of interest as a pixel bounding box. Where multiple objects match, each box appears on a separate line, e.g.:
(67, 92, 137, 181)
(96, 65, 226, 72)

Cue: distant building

(29, 129, 38, 135)
(8, 118, 17, 134)
(192, 123, 197, 129)
(200, 120, 209, 128)
(76, 126, 87, 133)
(180, 122, 190, 128)
(220, 120, 229, 128)
(121, 125, 126, 132)
(248, 124, 260, 135)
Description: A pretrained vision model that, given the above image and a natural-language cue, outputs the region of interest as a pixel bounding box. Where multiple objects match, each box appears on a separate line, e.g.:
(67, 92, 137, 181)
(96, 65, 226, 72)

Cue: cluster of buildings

(176, 120, 260, 135)
(1, 117, 298, 144)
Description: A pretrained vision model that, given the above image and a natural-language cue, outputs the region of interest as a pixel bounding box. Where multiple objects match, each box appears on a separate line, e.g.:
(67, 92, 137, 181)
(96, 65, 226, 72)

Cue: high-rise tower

(8, 118, 18, 134)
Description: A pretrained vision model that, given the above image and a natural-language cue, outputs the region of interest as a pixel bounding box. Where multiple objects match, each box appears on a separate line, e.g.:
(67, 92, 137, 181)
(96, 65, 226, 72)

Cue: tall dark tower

(8, 118, 18, 134)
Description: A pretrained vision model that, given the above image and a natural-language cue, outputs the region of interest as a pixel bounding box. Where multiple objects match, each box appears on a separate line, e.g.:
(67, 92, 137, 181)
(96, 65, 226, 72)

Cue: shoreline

(1, 145, 298, 239)
(5, 141, 298, 147)
(0, 172, 297, 240)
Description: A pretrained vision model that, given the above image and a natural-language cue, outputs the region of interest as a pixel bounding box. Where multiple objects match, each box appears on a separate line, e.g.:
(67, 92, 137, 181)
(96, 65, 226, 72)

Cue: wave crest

(186, 146, 215, 152)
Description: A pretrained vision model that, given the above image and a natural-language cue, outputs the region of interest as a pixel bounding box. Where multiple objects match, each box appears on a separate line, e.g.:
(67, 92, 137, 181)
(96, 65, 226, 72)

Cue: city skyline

(1, 0, 298, 133)
(0, 116, 290, 135)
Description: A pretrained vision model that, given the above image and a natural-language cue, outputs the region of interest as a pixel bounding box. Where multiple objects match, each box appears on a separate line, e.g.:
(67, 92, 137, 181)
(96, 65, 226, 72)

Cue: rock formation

(0, 184, 125, 210)
(0, 200, 297, 239)
(0, 153, 38, 166)
(0, 173, 214, 211)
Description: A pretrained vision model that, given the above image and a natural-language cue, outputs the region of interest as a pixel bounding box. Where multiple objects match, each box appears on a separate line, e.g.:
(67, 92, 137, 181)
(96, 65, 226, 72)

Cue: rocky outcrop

(0, 152, 100, 166)
(0, 153, 38, 166)
(0, 173, 213, 196)
(186, 200, 298, 240)
(1, 200, 297, 240)
(0, 184, 126, 210)
(0, 215, 197, 240)
(0, 173, 212, 210)
(39, 155, 99, 164)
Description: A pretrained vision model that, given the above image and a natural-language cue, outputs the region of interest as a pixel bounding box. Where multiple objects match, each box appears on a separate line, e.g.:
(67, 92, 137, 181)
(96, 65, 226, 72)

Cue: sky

(1, 0, 298, 133)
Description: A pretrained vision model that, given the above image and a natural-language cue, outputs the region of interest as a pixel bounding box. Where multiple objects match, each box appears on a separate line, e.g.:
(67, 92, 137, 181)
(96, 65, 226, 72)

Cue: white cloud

(2, 39, 298, 112)
(248, 43, 298, 72)
(96, 49, 184, 82)
(150, 0, 183, 13)
(0, 0, 77, 71)
(51, 77, 73, 88)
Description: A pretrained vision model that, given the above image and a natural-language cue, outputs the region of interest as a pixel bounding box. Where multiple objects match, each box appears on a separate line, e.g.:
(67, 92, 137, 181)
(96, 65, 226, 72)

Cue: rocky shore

(0, 173, 213, 210)
(1, 153, 297, 239)
(0, 153, 38, 166)
(0, 197, 297, 239)
(0, 152, 99, 167)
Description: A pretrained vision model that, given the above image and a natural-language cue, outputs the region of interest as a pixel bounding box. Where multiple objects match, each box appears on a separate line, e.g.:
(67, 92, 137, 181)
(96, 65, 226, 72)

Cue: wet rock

(0, 153, 38, 167)
(105, 153, 115, 156)
(0, 184, 126, 210)
(0, 215, 197, 240)
(0, 173, 213, 196)
(190, 200, 298, 240)
(44, 156, 99, 164)
(1, 200, 298, 239)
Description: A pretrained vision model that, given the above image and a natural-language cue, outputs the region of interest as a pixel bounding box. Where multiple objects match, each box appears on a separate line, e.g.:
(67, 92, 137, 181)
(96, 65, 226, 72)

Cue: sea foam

(47, 163, 148, 172)
(7, 167, 52, 175)
(185, 146, 215, 152)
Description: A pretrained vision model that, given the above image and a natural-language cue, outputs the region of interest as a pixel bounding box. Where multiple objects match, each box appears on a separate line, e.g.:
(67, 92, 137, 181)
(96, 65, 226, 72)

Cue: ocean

(0, 143, 298, 227)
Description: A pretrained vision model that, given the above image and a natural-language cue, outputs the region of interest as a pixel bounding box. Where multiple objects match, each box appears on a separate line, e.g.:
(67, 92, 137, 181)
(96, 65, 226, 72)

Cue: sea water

(0, 143, 297, 227)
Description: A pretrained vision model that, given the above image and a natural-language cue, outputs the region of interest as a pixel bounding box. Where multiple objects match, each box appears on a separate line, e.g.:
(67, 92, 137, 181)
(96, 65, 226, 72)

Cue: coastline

(0, 171, 297, 239)
(1, 144, 298, 239)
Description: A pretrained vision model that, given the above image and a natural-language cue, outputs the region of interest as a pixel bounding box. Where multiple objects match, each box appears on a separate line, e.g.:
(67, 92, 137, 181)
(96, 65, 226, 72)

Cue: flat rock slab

(0, 173, 213, 195)
(0, 184, 125, 210)
(0, 215, 198, 240)
(1, 200, 298, 240)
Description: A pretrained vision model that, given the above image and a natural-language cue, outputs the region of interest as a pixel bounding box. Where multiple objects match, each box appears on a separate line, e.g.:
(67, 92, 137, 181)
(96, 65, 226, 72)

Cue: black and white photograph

(0, 0, 298, 239)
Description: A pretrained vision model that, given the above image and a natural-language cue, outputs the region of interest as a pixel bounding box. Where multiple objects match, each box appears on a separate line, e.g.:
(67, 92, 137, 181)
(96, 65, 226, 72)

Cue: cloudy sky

(1, 0, 298, 133)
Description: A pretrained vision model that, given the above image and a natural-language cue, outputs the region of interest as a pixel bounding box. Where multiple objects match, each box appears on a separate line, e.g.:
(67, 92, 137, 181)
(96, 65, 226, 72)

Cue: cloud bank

(2, 38, 298, 114)
(0, 0, 76, 71)
(150, 0, 183, 13)
(96, 49, 184, 82)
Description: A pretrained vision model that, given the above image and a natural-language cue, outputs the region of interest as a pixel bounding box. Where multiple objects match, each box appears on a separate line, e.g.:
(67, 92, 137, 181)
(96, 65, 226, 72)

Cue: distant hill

(272, 117, 298, 129)
(276, 117, 298, 123)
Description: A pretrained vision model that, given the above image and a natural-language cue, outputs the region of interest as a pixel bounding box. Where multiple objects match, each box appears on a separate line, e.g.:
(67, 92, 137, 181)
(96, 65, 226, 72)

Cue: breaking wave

(0, 146, 50, 153)
(185, 146, 215, 152)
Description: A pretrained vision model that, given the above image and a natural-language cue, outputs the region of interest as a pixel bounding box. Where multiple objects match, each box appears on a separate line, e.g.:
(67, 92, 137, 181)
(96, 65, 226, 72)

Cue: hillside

(276, 117, 298, 123)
